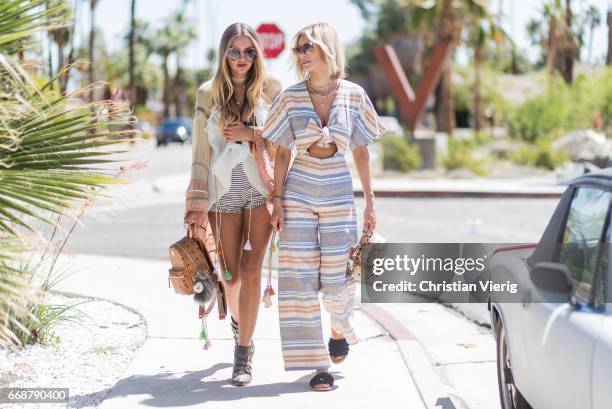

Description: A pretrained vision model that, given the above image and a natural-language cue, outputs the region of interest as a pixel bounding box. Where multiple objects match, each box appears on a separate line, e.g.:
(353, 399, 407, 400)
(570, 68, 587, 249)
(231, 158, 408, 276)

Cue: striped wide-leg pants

(278, 154, 358, 371)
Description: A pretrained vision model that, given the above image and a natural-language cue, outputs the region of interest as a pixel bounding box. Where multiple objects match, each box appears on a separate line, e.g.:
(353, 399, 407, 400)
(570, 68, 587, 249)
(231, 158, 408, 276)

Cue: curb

(360, 303, 464, 409)
(354, 190, 563, 199)
(50, 289, 150, 340)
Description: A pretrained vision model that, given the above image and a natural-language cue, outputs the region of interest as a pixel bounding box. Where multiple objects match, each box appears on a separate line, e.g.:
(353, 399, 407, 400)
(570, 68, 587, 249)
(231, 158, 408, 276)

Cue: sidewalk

(54, 254, 429, 409)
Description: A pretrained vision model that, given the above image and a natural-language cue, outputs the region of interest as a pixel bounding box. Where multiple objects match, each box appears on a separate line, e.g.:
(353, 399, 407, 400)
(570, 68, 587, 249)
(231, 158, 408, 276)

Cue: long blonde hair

(211, 23, 265, 127)
(291, 23, 346, 81)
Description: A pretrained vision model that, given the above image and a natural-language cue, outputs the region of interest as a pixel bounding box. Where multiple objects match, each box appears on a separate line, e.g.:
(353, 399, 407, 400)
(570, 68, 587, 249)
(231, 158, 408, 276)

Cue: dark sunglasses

(292, 42, 314, 56)
(225, 47, 258, 62)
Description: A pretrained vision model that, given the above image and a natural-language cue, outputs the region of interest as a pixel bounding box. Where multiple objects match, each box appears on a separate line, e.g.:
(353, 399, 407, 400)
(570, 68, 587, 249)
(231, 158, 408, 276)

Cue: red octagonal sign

(256, 23, 285, 59)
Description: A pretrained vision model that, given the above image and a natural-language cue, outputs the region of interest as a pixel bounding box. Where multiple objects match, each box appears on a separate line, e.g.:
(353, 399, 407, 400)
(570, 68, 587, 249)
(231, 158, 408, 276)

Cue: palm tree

(408, 0, 493, 133)
(464, 7, 508, 131)
(608, 5, 612, 65)
(0, 0, 133, 347)
(153, 24, 174, 118)
(171, 11, 196, 117)
(584, 5, 601, 64)
(88, 0, 99, 101)
(128, 0, 136, 108)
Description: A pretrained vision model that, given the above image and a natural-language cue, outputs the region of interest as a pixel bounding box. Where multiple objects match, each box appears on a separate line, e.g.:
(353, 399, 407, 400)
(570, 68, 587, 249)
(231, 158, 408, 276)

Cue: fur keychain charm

(192, 271, 216, 306)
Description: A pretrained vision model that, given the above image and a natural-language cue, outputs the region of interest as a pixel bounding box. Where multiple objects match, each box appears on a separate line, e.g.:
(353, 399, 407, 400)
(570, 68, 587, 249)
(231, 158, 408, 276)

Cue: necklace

(309, 88, 337, 108)
(232, 80, 246, 106)
(307, 79, 337, 97)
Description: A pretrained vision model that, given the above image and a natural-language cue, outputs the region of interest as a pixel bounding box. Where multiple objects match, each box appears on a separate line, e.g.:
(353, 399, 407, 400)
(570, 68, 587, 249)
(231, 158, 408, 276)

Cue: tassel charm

(199, 318, 211, 349)
(261, 285, 273, 308)
(243, 239, 252, 251)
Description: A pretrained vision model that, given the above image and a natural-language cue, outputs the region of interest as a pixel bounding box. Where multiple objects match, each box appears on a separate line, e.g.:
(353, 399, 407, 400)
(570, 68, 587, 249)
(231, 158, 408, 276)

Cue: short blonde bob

(291, 23, 346, 80)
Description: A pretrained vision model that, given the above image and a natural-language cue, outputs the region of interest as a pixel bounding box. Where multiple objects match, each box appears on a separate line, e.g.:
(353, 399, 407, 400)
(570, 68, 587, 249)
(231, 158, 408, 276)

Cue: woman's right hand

(184, 211, 208, 231)
(270, 201, 284, 232)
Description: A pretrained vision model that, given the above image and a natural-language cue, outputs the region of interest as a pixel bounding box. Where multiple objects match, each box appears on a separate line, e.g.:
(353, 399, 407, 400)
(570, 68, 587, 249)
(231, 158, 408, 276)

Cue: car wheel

(496, 320, 532, 409)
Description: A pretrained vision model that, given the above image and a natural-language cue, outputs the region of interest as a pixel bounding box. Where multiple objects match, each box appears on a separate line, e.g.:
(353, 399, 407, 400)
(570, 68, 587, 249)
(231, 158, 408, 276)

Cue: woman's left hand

(223, 123, 255, 143)
(364, 204, 376, 232)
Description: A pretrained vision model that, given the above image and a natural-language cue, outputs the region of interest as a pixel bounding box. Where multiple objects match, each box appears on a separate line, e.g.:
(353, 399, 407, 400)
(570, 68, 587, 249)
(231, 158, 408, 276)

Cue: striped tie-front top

(262, 79, 385, 155)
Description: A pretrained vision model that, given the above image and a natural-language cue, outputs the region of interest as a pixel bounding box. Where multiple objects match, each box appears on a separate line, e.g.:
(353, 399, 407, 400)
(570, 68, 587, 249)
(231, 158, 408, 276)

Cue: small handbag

(168, 227, 227, 321)
(347, 228, 388, 280)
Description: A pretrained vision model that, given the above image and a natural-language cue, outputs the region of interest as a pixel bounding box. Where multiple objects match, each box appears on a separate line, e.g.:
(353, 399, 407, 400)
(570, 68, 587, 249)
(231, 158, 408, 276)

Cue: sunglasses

(292, 42, 314, 56)
(225, 47, 258, 62)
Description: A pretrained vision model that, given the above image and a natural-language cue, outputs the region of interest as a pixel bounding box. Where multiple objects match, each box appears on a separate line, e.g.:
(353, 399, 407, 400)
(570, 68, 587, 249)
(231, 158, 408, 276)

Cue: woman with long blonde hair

(184, 22, 281, 386)
(263, 22, 384, 391)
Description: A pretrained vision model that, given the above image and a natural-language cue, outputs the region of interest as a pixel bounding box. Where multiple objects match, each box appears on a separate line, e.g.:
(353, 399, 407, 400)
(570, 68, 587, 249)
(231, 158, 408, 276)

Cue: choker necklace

(307, 79, 337, 97)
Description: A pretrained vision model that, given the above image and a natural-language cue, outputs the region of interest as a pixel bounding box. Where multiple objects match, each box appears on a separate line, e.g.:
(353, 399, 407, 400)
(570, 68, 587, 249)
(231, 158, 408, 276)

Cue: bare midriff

(307, 142, 338, 159)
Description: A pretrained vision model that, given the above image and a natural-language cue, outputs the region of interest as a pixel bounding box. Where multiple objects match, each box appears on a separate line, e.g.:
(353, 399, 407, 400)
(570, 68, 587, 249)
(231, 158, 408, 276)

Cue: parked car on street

(156, 117, 192, 146)
(489, 168, 612, 409)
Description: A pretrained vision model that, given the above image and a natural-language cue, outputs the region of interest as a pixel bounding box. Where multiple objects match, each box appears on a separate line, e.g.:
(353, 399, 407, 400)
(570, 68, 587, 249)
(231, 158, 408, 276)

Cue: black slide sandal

(309, 372, 334, 391)
(328, 338, 349, 364)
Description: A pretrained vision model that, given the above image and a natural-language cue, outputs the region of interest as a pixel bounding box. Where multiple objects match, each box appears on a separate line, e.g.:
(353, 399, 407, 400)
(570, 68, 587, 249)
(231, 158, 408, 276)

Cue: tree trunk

(174, 54, 182, 117)
(434, 64, 455, 134)
(88, 0, 96, 101)
(473, 45, 483, 132)
(128, 0, 136, 108)
(57, 43, 64, 90)
(47, 30, 54, 91)
(162, 53, 170, 118)
(434, 0, 458, 134)
(559, 0, 574, 84)
(606, 8, 612, 65)
(546, 7, 558, 76)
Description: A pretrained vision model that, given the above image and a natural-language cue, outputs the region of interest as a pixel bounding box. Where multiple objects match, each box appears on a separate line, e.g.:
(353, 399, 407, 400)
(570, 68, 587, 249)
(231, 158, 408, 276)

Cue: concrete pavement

(54, 253, 455, 409)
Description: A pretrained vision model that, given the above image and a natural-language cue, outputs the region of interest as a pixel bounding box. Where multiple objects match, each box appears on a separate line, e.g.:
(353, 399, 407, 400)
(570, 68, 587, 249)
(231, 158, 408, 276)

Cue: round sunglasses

(292, 42, 314, 56)
(225, 47, 258, 62)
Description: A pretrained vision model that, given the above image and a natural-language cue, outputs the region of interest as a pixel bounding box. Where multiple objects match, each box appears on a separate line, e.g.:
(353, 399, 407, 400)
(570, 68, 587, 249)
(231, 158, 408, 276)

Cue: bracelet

(364, 191, 375, 198)
(271, 194, 283, 200)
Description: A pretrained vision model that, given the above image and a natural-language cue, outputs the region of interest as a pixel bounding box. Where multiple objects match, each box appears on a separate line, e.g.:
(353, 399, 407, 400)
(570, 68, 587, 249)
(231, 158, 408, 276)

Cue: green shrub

(441, 138, 488, 176)
(508, 72, 610, 142)
(509, 139, 569, 170)
(602, 68, 612, 131)
(380, 134, 421, 173)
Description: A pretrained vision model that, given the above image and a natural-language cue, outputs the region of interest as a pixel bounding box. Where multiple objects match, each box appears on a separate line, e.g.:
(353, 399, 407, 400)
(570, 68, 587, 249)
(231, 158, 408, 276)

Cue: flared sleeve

(185, 82, 213, 213)
(350, 88, 385, 150)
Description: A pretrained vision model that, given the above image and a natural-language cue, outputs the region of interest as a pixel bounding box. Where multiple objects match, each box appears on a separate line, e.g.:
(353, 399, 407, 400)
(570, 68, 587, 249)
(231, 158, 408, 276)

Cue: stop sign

(256, 23, 285, 59)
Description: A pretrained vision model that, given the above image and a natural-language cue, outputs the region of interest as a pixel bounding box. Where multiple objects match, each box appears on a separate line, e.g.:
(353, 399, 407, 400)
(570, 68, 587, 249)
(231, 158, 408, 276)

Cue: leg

(319, 202, 358, 345)
(277, 200, 330, 370)
(237, 203, 272, 347)
(207, 210, 243, 322)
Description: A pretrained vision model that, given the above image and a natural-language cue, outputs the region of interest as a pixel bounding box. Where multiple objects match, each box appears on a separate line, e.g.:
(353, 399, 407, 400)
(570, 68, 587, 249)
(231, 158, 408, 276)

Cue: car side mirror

(531, 262, 574, 295)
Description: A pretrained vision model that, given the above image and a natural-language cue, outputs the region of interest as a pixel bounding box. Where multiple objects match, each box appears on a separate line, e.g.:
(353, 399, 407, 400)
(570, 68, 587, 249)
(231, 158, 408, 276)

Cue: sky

(71, 0, 611, 88)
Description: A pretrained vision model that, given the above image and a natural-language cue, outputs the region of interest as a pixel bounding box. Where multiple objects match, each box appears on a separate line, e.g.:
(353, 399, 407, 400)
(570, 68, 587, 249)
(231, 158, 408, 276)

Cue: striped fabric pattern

(210, 163, 267, 213)
(277, 154, 358, 371)
(263, 79, 385, 156)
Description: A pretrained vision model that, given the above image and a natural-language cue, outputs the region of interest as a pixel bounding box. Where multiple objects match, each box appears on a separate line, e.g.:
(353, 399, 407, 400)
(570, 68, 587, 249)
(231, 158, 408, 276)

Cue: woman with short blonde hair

(184, 22, 282, 387)
(290, 23, 346, 80)
(263, 22, 384, 391)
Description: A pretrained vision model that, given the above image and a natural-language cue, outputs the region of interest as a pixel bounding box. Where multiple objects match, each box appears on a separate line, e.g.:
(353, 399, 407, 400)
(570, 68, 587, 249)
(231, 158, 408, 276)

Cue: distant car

(488, 168, 612, 409)
(156, 117, 192, 146)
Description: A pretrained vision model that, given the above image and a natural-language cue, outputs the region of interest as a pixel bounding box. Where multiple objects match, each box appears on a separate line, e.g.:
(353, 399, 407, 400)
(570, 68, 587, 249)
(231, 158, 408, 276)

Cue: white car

(489, 169, 612, 409)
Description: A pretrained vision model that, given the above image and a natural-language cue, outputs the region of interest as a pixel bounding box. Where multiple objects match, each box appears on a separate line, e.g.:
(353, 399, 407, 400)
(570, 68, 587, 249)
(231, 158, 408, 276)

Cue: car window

(558, 187, 611, 303)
